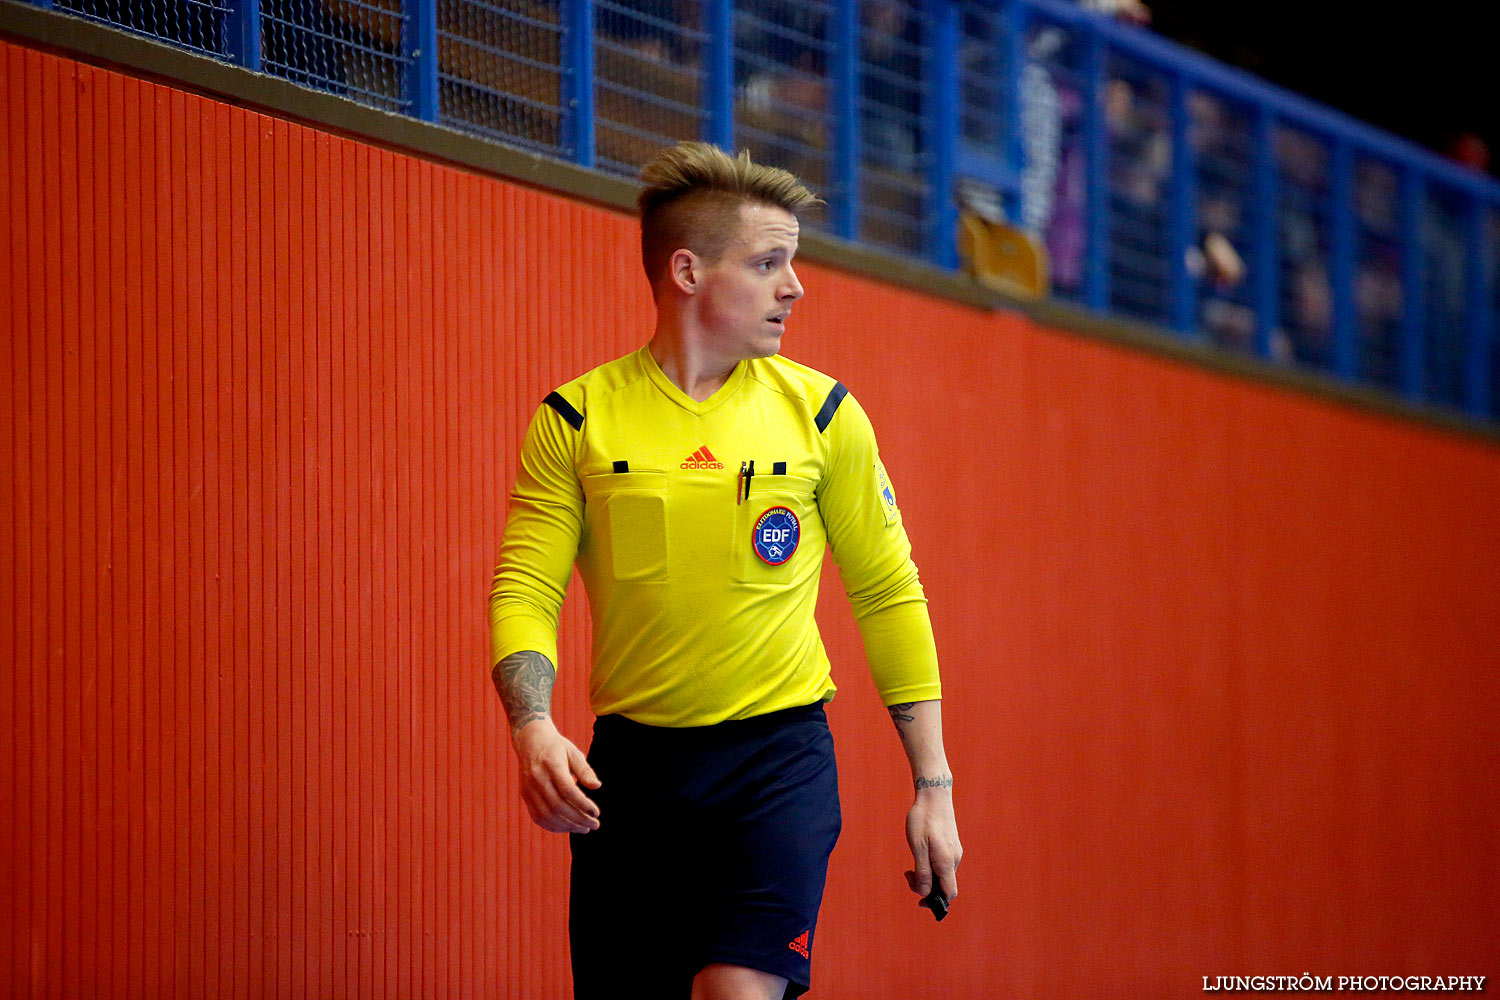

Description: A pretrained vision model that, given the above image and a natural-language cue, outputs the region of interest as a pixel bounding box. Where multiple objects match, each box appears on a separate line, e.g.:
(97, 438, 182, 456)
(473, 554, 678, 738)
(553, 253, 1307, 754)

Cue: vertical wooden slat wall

(3, 40, 1498, 998)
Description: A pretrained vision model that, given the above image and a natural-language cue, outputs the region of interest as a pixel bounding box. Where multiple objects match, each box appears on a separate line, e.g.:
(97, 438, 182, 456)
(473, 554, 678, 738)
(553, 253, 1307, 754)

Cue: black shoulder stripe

(814, 382, 848, 434)
(543, 391, 584, 431)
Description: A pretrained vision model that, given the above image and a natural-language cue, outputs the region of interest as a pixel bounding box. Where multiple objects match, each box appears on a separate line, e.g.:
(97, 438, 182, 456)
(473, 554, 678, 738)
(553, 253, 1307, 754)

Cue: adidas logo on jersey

(681, 446, 724, 470)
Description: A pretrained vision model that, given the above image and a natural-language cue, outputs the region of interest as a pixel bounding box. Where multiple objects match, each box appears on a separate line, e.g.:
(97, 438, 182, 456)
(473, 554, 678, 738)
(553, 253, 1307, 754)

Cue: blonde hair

(637, 142, 821, 292)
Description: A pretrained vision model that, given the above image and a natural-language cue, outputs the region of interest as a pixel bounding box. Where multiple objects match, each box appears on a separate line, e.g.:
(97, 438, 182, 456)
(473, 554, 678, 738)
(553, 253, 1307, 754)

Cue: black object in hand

(919, 887, 949, 922)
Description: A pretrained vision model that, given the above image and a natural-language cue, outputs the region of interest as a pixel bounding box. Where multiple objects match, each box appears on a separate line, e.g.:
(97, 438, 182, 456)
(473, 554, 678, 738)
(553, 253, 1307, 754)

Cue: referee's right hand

(512, 719, 603, 834)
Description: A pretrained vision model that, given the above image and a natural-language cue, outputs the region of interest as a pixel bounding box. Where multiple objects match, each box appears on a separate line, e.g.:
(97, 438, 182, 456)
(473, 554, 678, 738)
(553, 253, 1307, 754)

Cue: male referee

(489, 142, 961, 1000)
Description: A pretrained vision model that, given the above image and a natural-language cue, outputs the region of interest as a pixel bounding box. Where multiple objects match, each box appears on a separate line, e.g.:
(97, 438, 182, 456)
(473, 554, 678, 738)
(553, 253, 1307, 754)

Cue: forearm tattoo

(914, 774, 954, 791)
(492, 650, 555, 733)
(887, 702, 916, 741)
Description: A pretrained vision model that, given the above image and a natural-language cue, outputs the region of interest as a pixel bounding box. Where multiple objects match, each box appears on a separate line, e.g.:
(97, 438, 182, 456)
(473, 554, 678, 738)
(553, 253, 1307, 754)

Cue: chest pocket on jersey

(584, 471, 669, 582)
(734, 474, 818, 586)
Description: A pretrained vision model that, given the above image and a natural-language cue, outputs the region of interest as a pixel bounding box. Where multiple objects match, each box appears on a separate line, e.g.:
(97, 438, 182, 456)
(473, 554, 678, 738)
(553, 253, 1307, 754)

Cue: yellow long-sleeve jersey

(488, 345, 941, 727)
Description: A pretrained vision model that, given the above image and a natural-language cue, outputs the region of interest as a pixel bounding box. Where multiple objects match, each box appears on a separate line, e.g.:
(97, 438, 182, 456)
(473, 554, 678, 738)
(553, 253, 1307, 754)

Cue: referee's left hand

(904, 786, 962, 907)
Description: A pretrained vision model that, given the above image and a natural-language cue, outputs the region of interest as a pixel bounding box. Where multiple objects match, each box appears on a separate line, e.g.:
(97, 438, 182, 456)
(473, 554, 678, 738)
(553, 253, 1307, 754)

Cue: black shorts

(569, 703, 841, 999)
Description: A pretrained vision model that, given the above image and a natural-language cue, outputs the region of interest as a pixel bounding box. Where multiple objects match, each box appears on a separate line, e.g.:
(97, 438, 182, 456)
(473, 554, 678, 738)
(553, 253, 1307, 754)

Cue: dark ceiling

(1146, 0, 1494, 173)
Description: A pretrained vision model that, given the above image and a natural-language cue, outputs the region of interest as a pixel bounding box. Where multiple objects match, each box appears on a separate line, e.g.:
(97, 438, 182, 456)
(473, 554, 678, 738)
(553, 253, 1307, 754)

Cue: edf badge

(753, 506, 800, 565)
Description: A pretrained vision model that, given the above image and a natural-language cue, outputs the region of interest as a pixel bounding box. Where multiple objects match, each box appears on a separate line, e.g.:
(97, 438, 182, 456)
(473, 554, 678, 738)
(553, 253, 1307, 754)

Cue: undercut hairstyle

(637, 142, 821, 294)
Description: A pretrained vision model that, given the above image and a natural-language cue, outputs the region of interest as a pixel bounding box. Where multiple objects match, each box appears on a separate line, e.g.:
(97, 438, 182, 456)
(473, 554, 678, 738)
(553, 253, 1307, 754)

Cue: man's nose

(781, 265, 804, 301)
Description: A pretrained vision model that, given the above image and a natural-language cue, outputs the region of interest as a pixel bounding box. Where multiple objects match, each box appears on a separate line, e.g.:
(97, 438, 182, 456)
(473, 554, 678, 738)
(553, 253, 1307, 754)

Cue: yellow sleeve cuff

(855, 599, 942, 705)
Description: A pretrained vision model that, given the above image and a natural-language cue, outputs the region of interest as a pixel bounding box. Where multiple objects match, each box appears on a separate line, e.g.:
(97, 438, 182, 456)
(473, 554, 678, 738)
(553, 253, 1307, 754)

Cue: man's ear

(668, 248, 699, 296)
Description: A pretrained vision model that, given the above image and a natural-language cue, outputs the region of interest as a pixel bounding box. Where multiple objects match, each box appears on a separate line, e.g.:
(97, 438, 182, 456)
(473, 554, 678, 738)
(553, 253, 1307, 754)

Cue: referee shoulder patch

(813, 382, 848, 434)
(543, 391, 584, 431)
(876, 460, 899, 525)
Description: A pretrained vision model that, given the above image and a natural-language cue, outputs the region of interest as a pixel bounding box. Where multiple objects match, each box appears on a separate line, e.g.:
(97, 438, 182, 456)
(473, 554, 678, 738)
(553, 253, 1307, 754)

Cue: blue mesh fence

(1423, 184, 1470, 407)
(732, 0, 834, 211)
(954, 0, 1014, 259)
(1352, 156, 1403, 391)
(1192, 89, 1256, 354)
(25, 0, 1500, 421)
(56, 0, 234, 60)
(857, 0, 930, 256)
(1493, 211, 1500, 412)
(263, 0, 408, 110)
(437, 0, 565, 154)
(1019, 15, 1088, 301)
(1275, 124, 1334, 369)
(958, 2, 1006, 155)
(592, 0, 710, 175)
(1106, 52, 1172, 326)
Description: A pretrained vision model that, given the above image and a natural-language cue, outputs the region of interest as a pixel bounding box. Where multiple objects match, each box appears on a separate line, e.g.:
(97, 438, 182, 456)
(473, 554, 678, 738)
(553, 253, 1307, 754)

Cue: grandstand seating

(25, 0, 1500, 421)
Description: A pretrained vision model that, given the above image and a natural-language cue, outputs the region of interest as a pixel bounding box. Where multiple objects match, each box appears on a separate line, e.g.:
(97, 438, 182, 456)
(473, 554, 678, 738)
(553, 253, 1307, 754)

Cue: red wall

(3, 40, 1498, 998)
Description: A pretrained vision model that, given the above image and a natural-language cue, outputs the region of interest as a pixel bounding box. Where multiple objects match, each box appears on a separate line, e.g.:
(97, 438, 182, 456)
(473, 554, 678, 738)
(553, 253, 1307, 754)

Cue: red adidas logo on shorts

(788, 930, 810, 958)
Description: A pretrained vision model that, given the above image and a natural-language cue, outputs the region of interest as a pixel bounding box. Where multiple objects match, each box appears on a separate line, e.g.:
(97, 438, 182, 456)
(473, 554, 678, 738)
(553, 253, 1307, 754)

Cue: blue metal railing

(36, 0, 1500, 421)
(1007, 0, 1499, 419)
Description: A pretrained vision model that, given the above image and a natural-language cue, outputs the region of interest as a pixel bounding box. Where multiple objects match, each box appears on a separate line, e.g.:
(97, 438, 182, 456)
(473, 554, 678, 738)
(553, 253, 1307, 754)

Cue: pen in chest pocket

(736, 460, 756, 504)
(735, 460, 789, 504)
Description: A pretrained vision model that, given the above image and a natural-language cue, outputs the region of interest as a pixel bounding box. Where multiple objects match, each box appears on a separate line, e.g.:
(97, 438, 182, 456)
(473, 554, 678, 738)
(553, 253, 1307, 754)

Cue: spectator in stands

(739, 46, 831, 188)
(1079, 0, 1152, 27)
(1444, 131, 1492, 174)
(1274, 128, 1332, 364)
(1426, 202, 1469, 357)
(1287, 259, 1332, 362)
(860, 0, 923, 175)
(1276, 127, 1327, 191)
(737, 0, 927, 185)
(1188, 92, 1254, 348)
(1355, 245, 1404, 382)
(1106, 77, 1170, 208)
(264, 0, 347, 94)
(1355, 160, 1399, 236)
(1020, 27, 1087, 292)
(596, 0, 693, 66)
(1194, 221, 1254, 350)
(1353, 162, 1403, 384)
(735, 0, 824, 74)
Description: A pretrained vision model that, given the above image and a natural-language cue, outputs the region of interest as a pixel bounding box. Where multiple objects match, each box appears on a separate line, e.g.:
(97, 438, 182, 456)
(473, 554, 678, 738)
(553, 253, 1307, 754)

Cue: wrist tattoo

(493, 650, 555, 733)
(914, 775, 954, 791)
(887, 702, 916, 741)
